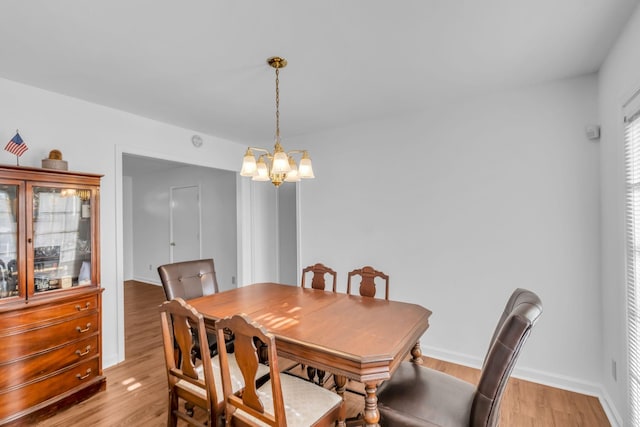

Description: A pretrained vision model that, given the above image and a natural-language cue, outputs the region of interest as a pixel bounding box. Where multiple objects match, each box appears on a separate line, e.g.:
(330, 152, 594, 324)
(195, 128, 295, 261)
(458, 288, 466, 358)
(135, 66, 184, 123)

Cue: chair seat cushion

(236, 372, 343, 427)
(377, 362, 475, 427)
(177, 353, 270, 403)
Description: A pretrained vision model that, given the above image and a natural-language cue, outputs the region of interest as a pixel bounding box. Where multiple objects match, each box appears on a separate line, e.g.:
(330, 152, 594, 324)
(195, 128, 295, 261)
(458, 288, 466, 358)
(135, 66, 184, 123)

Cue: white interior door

(170, 185, 201, 263)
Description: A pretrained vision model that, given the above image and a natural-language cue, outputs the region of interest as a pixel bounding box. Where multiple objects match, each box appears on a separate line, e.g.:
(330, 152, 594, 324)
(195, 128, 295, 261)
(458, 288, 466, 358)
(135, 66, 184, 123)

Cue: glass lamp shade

(252, 157, 270, 181)
(298, 152, 315, 179)
(240, 149, 257, 177)
(271, 150, 291, 174)
(284, 157, 300, 182)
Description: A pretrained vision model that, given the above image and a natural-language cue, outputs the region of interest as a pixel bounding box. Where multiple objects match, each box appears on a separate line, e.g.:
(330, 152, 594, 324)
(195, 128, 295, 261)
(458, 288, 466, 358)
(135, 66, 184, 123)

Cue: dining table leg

(334, 375, 380, 426)
(363, 381, 380, 426)
(411, 340, 423, 364)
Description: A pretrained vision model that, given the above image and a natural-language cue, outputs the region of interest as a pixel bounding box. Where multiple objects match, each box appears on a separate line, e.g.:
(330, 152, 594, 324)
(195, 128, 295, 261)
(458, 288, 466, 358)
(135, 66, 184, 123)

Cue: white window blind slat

(625, 101, 640, 425)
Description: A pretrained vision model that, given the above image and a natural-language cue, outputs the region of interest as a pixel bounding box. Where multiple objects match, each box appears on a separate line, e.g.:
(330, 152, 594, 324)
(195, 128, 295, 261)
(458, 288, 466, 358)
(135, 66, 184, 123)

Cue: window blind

(624, 90, 640, 426)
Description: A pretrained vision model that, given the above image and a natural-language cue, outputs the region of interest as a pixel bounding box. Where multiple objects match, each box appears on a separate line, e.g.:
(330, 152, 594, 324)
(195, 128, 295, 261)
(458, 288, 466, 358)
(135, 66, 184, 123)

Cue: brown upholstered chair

(158, 258, 224, 361)
(158, 258, 219, 300)
(376, 288, 543, 427)
(347, 265, 389, 300)
(301, 262, 337, 292)
(159, 298, 269, 427)
(216, 313, 344, 426)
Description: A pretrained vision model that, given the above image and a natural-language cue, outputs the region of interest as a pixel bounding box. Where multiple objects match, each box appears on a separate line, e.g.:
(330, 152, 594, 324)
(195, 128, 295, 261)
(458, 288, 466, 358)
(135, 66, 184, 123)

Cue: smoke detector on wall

(191, 134, 203, 147)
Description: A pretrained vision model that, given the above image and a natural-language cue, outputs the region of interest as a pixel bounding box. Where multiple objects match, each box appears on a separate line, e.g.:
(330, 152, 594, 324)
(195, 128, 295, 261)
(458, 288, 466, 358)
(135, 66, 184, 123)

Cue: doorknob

(170, 242, 176, 246)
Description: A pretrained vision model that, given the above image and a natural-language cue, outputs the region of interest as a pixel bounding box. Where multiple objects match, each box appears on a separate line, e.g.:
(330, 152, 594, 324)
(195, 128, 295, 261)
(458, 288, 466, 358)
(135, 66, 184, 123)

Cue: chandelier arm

(285, 149, 308, 156)
(248, 147, 272, 155)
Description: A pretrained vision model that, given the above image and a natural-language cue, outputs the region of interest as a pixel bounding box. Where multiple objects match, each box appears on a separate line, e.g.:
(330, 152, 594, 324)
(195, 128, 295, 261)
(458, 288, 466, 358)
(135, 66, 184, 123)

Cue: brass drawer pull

(75, 302, 91, 311)
(76, 369, 92, 380)
(75, 345, 91, 357)
(76, 323, 92, 333)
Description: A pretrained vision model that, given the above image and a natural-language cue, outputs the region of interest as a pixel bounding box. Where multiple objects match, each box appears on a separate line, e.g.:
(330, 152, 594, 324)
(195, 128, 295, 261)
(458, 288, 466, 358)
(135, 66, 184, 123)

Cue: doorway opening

(122, 153, 237, 289)
(118, 151, 298, 364)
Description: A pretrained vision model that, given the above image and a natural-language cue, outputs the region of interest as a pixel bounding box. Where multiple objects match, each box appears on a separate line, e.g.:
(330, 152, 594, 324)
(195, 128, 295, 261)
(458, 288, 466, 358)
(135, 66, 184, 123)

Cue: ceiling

(0, 1, 638, 147)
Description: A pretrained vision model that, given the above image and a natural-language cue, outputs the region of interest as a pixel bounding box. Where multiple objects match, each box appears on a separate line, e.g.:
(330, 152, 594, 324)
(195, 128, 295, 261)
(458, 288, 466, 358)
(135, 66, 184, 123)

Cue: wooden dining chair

(299, 262, 337, 385)
(216, 313, 345, 427)
(301, 262, 337, 292)
(342, 266, 391, 407)
(347, 265, 390, 300)
(159, 298, 269, 427)
(376, 288, 543, 427)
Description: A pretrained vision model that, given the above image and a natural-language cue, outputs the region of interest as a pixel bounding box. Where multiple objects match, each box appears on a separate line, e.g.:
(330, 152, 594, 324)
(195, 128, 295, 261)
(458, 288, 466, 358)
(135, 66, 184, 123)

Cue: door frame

(114, 144, 301, 365)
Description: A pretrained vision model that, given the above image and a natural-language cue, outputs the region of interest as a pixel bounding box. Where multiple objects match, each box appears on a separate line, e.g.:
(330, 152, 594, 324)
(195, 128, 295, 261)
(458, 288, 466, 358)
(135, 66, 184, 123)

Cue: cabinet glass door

(0, 184, 19, 299)
(32, 186, 93, 294)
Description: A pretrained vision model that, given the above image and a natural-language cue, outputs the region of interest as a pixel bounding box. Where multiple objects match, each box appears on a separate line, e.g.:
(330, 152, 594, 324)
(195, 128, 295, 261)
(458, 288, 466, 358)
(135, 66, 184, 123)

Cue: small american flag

(4, 132, 28, 157)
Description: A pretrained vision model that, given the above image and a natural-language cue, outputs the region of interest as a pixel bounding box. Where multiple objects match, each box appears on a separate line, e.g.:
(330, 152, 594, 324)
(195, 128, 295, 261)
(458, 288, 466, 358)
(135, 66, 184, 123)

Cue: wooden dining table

(187, 282, 432, 427)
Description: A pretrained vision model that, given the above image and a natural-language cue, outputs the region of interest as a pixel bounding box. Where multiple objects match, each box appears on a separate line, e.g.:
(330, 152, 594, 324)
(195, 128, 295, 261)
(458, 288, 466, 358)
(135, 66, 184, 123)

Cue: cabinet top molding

(0, 164, 103, 183)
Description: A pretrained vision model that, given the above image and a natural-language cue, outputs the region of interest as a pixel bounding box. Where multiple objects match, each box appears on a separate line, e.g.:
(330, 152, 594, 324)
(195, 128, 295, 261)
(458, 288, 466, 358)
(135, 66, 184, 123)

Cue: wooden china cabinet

(0, 165, 105, 425)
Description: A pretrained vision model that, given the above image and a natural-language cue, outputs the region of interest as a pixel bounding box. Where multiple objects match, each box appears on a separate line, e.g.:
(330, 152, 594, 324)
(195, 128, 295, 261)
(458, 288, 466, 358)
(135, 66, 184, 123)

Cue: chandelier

(240, 56, 315, 187)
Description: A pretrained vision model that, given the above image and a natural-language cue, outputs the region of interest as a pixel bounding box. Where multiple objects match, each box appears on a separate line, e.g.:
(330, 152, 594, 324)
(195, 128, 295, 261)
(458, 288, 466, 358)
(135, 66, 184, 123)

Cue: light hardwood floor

(35, 281, 610, 426)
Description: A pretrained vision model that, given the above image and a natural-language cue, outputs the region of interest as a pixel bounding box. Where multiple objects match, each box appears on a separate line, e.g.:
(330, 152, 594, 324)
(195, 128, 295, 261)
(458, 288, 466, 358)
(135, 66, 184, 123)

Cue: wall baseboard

(131, 275, 162, 286)
(423, 345, 622, 426)
(599, 388, 623, 427)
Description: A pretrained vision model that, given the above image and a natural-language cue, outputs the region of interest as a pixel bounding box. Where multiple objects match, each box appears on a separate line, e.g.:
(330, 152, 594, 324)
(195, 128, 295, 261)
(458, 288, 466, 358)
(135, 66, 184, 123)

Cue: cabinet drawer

(0, 294, 98, 331)
(0, 335, 98, 389)
(0, 312, 99, 362)
(0, 357, 100, 421)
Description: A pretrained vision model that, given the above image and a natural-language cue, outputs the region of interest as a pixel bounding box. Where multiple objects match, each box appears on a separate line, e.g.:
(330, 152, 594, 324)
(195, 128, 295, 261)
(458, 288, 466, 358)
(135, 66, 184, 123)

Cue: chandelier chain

(275, 68, 280, 140)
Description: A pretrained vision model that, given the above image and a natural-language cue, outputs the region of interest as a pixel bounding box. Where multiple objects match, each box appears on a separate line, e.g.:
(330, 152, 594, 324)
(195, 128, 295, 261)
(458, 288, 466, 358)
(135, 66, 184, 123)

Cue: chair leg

(307, 366, 317, 382)
(256, 339, 268, 364)
(168, 390, 179, 427)
(305, 365, 327, 385)
(317, 369, 326, 386)
(345, 413, 365, 426)
(185, 401, 195, 417)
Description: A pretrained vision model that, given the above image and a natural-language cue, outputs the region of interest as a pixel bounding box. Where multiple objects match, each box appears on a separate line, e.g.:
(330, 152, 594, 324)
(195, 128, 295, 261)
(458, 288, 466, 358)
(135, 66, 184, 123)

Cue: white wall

(599, 3, 640, 425)
(293, 75, 602, 394)
(0, 76, 247, 367)
(127, 165, 238, 290)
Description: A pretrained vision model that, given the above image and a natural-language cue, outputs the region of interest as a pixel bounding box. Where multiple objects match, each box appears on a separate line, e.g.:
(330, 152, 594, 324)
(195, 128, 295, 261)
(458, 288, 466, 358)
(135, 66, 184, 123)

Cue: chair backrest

(471, 288, 543, 427)
(159, 298, 219, 418)
(301, 263, 337, 292)
(158, 258, 219, 300)
(216, 314, 285, 427)
(346, 265, 389, 300)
